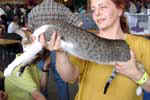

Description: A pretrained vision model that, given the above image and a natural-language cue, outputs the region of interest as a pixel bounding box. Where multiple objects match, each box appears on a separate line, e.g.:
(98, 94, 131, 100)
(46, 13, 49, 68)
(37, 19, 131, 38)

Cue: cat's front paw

(4, 67, 13, 77)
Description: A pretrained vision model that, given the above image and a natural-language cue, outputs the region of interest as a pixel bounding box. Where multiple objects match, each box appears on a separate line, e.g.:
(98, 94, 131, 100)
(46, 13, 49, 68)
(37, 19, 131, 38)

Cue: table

(0, 38, 21, 45)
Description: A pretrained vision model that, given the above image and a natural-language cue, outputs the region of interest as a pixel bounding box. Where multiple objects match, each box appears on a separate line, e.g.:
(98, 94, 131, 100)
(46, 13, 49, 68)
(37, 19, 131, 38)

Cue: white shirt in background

(7, 22, 19, 33)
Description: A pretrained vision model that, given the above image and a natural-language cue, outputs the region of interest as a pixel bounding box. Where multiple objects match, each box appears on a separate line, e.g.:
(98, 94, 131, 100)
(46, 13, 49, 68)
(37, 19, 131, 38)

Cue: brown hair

(111, 0, 130, 33)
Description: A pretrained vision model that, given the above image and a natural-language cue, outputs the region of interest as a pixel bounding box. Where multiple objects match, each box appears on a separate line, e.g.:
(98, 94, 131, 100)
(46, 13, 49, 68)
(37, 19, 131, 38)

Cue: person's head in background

(12, 15, 19, 24)
(5, 4, 11, 11)
(90, 0, 130, 37)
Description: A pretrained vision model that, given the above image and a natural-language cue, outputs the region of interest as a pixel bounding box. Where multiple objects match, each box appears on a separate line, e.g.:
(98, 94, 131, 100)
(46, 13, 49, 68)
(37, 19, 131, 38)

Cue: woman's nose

(94, 9, 100, 17)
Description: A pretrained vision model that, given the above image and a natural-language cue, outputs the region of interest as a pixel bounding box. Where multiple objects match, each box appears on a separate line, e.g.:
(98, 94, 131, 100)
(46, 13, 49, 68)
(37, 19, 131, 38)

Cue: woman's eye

(101, 6, 106, 9)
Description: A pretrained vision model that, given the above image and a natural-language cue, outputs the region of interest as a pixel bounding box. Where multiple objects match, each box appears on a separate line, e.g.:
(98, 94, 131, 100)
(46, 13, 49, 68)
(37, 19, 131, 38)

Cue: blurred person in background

(7, 15, 19, 33)
(4, 29, 50, 100)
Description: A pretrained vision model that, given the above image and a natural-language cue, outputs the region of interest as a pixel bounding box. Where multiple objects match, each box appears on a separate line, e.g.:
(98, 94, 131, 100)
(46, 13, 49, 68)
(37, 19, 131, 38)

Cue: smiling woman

(91, 0, 130, 36)
(39, 0, 150, 100)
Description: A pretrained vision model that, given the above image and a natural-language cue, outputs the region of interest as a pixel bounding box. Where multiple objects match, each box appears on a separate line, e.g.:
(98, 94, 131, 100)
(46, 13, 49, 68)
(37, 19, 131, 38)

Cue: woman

(0, 91, 8, 100)
(7, 15, 20, 34)
(40, 0, 150, 100)
(5, 50, 50, 100)
(5, 30, 50, 100)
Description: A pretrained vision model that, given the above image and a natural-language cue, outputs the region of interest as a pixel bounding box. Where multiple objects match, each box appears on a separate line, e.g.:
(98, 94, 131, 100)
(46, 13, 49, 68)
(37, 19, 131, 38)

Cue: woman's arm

(32, 90, 46, 100)
(56, 51, 80, 82)
(0, 91, 8, 100)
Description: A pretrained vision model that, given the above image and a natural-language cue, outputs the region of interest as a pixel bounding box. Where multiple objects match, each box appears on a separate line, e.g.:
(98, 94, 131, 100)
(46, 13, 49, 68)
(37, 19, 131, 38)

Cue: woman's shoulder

(125, 33, 149, 44)
(125, 33, 150, 59)
(126, 33, 146, 38)
(125, 33, 150, 54)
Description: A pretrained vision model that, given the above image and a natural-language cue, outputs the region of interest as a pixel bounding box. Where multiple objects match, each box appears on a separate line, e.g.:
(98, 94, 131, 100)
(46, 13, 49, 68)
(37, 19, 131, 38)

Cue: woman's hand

(39, 32, 62, 51)
(0, 91, 8, 100)
(115, 50, 143, 81)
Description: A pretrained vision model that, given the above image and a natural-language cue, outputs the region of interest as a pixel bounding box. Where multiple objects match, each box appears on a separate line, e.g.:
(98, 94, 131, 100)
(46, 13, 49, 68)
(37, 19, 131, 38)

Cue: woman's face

(91, 0, 122, 30)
